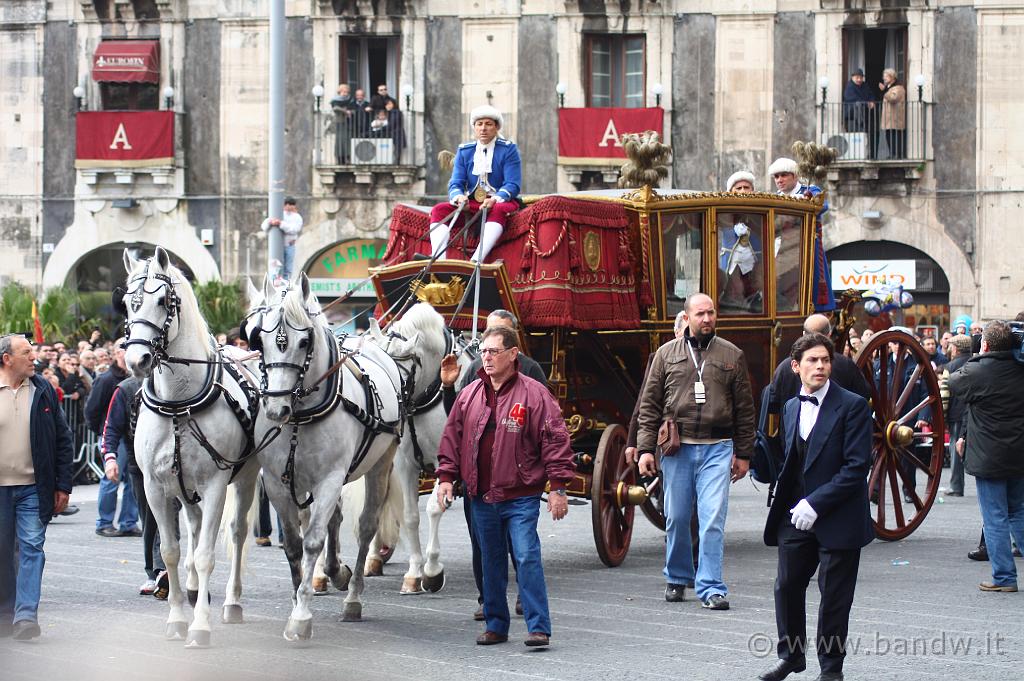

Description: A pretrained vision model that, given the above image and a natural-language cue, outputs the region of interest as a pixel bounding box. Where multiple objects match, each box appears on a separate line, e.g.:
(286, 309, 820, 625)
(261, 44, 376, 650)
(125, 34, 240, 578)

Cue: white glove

(790, 499, 818, 531)
(733, 223, 750, 237)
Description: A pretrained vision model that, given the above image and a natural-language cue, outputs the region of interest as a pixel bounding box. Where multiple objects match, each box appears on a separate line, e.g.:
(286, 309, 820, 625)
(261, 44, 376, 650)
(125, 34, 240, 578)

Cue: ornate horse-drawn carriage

(372, 181, 945, 567)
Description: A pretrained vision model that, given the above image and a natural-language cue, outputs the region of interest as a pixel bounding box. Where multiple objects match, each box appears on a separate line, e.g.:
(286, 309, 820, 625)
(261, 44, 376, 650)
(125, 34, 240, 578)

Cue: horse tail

(341, 466, 403, 548)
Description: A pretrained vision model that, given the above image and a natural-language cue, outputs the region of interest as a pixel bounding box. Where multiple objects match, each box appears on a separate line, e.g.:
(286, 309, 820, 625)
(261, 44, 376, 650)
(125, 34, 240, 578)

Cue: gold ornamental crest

(583, 230, 602, 271)
(410, 274, 466, 306)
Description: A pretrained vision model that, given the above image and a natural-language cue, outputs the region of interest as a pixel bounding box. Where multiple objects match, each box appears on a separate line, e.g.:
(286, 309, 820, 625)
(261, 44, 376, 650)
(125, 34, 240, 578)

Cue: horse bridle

(114, 260, 181, 366)
(243, 307, 322, 402)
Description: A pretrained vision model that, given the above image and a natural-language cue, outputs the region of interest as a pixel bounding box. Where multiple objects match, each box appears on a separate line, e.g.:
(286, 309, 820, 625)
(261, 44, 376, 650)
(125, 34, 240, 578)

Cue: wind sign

(831, 260, 916, 290)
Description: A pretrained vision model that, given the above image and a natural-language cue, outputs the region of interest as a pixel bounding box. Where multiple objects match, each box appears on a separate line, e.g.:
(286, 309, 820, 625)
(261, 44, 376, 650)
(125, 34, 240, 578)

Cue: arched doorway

(827, 240, 951, 336)
(304, 237, 388, 333)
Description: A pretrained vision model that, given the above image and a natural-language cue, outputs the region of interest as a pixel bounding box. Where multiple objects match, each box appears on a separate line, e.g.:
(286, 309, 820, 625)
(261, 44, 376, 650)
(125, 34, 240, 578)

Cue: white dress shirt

(798, 380, 830, 440)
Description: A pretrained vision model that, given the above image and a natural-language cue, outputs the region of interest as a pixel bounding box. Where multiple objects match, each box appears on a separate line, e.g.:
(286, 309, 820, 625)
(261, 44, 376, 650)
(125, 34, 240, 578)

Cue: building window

(100, 83, 159, 110)
(843, 25, 907, 93)
(585, 34, 646, 108)
(338, 36, 401, 101)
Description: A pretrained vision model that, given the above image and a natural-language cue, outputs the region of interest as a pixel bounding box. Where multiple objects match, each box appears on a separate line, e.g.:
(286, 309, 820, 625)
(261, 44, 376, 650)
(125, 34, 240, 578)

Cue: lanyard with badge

(686, 337, 714, 405)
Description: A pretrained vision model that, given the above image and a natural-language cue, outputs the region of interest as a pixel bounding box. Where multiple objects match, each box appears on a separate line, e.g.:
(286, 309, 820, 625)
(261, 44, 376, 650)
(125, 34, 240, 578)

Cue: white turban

(470, 105, 503, 129)
(726, 170, 755, 191)
(768, 157, 799, 176)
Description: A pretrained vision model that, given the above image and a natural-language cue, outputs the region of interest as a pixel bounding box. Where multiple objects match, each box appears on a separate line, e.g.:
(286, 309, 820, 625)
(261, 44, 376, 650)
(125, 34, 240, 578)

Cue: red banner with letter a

(557, 107, 663, 162)
(75, 111, 174, 168)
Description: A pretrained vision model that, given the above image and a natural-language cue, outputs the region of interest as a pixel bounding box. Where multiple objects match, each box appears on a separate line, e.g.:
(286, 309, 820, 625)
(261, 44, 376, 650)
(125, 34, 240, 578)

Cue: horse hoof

(222, 604, 244, 624)
(331, 565, 352, 592)
(165, 622, 188, 640)
(422, 570, 445, 593)
(342, 602, 362, 622)
(312, 576, 329, 594)
(283, 618, 313, 642)
(364, 557, 384, 577)
(379, 544, 395, 564)
(185, 629, 211, 648)
(187, 589, 199, 607)
(399, 576, 423, 595)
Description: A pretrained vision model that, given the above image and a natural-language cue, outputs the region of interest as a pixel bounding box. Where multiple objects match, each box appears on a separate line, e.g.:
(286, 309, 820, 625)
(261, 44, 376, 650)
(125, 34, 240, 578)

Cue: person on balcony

(769, 157, 835, 312)
(425, 105, 521, 264)
(879, 68, 907, 159)
(842, 68, 877, 158)
(370, 84, 398, 113)
(330, 84, 357, 164)
(352, 89, 373, 137)
(385, 100, 406, 164)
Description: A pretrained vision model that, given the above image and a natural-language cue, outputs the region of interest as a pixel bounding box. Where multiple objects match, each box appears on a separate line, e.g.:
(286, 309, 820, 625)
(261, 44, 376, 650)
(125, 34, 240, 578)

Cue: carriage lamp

(73, 85, 86, 111)
(818, 76, 829, 104)
(311, 84, 324, 112)
(401, 83, 414, 111)
(555, 82, 567, 108)
(651, 82, 664, 107)
(914, 74, 926, 102)
(162, 86, 175, 110)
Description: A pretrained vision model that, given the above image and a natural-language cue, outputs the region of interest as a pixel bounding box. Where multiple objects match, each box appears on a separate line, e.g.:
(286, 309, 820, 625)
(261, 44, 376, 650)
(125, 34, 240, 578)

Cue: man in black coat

(949, 320, 1024, 592)
(943, 334, 972, 497)
(768, 315, 871, 414)
(758, 334, 874, 681)
(842, 68, 877, 157)
(0, 334, 74, 640)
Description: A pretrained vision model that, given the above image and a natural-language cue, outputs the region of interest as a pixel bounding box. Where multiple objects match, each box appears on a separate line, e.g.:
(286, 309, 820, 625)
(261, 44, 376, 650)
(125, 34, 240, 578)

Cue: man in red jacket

(436, 326, 575, 648)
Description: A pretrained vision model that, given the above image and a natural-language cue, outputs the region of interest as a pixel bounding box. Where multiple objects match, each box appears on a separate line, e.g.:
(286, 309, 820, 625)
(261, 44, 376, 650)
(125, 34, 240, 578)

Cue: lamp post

(401, 83, 414, 112)
(651, 82, 663, 107)
(312, 84, 325, 165)
(818, 75, 829, 132)
(311, 84, 324, 112)
(162, 86, 175, 110)
(555, 82, 567, 108)
(73, 85, 86, 111)
(914, 74, 927, 159)
(914, 73, 926, 102)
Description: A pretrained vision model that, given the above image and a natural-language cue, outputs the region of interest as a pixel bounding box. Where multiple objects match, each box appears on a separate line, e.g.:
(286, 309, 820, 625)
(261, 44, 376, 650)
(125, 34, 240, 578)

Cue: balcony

(818, 100, 928, 181)
(314, 107, 423, 188)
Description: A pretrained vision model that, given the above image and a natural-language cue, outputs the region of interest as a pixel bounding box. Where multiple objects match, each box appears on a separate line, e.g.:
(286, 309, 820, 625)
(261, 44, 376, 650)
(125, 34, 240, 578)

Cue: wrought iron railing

(818, 100, 927, 163)
(315, 104, 421, 167)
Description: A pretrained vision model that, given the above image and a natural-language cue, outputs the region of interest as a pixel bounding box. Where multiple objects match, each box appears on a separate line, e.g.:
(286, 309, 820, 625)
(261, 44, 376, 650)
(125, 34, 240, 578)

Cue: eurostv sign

(831, 260, 916, 291)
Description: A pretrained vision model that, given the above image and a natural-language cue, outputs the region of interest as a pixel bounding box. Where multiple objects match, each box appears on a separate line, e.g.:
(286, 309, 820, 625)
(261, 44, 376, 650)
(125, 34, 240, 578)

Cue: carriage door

(770, 209, 815, 369)
(710, 207, 775, 401)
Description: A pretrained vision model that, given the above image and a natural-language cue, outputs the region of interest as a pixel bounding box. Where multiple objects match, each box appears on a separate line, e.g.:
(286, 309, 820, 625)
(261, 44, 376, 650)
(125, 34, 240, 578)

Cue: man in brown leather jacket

(637, 293, 755, 609)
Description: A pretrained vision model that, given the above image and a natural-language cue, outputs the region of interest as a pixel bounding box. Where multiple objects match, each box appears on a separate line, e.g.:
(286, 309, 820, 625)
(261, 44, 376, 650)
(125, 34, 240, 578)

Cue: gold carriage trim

(410, 274, 467, 306)
(583, 231, 602, 271)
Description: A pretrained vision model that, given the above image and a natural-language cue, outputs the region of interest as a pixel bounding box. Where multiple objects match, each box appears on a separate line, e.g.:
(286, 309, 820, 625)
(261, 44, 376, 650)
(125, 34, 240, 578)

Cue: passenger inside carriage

(423, 105, 522, 264)
(718, 170, 764, 314)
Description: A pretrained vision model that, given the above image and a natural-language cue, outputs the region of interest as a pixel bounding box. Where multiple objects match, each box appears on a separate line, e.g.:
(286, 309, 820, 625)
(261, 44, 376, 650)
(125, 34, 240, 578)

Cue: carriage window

(716, 212, 765, 315)
(661, 211, 704, 318)
(774, 212, 805, 313)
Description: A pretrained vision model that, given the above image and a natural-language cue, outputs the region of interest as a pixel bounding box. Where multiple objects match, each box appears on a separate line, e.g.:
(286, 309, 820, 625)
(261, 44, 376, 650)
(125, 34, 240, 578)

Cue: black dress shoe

(664, 583, 686, 602)
(412, 253, 432, 261)
(96, 526, 120, 538)
(968, 546, 989, 562)
(58, 505, 80, 516)
(12, 620, 41, 641)
(757, 658, 806, 681)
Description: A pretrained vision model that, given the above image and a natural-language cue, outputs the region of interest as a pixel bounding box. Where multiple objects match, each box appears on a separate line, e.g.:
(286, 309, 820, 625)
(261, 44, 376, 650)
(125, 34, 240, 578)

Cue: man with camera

(949, 319, 1024, 593)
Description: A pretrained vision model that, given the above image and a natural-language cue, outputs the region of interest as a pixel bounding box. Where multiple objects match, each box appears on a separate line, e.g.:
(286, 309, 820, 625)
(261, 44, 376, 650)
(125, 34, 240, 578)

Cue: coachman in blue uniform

(428, 105, 522, 263)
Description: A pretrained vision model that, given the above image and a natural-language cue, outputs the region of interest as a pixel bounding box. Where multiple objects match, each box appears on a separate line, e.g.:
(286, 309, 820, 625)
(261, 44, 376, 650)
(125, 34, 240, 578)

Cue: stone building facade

(2, 0, 1022, 325)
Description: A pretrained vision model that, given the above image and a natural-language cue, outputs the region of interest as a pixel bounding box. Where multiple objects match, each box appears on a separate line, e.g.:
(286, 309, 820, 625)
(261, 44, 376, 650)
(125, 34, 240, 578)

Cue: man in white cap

(768, 158, 835, 312)
(425, 105, 522, 263)
(726, 170, 755, 193)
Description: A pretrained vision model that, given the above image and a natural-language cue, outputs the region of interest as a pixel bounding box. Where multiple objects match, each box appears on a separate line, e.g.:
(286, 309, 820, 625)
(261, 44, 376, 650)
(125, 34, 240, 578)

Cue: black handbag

(751, 384, 785, 503)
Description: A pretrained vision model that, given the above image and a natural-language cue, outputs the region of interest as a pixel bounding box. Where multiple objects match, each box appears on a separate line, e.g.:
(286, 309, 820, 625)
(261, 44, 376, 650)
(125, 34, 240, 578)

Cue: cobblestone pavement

(2, 471, 1020, 681)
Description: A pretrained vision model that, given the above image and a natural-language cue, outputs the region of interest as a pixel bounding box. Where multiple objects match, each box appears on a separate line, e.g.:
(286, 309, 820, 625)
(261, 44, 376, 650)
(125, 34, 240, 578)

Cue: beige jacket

(881, 84, 906, 130)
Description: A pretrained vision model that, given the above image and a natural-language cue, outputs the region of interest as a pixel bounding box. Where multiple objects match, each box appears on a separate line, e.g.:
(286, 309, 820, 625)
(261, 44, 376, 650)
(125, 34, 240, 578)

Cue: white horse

(119, 247, 261, 648)
(245, 274, 446, 640)
(361, 329, 476, 595)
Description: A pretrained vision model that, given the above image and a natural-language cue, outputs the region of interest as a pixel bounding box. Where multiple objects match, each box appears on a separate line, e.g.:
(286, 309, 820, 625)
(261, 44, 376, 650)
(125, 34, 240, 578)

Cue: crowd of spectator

(329, 82, 406, 164)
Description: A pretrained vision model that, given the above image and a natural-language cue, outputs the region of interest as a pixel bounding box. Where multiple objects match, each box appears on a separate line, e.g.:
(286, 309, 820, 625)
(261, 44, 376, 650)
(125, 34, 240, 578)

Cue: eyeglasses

(479, 347, 513, 357)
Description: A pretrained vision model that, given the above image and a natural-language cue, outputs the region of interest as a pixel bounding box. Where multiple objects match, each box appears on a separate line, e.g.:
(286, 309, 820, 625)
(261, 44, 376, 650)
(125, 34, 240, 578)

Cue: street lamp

(311, 83, 324, 112)
(73, 85, 86, 111)
(914, 74, 926, 102)
(162, 85, 175, 110)
(818, 76, 829, 104)
(651, 82, 663, 107)
(555, 82, 567, 108)
(401, 83, 414, 111)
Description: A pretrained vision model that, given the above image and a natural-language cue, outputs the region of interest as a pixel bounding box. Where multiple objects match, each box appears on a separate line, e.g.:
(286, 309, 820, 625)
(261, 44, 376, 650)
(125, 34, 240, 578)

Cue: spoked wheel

(639, 474, 666, 531)
(591, 424, 636, 567)
(856, 330, 945, 540)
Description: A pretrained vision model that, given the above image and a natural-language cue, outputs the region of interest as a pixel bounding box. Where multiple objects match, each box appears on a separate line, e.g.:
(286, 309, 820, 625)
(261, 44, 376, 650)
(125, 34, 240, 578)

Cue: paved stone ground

(2, 470, 1021, 681)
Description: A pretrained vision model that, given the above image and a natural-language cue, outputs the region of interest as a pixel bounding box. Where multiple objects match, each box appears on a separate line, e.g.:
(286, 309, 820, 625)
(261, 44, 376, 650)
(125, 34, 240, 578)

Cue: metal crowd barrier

(64, 396, 103, 482)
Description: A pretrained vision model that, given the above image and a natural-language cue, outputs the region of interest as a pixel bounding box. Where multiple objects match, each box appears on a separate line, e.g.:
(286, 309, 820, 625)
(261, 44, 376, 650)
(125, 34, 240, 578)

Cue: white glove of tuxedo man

(790, 499, 818, 531)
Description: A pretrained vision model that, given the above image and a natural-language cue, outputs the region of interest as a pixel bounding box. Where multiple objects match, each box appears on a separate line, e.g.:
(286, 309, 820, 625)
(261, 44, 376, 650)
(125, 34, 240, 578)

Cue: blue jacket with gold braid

(447, 138, 522, 204)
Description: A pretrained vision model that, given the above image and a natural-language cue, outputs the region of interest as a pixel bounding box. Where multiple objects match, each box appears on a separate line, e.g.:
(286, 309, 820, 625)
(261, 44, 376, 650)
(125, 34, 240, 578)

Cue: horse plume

(791, 140, 837, 186)
(617, 131, 672, 189)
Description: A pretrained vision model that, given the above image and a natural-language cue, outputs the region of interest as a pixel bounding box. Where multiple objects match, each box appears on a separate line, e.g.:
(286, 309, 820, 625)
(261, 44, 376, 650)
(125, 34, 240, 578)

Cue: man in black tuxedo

(759, 334, 874, 681)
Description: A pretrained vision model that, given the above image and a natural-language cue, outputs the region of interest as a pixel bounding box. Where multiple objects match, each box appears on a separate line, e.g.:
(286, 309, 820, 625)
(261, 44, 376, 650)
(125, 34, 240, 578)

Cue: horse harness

(243, 308, 404, 510)
(399, 326, 456, 476)
(114, 260, 181, 366)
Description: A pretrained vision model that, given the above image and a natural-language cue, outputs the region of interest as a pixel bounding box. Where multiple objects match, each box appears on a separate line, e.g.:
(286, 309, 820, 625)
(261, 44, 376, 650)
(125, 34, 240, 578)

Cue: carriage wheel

(591, 424, 635, 567)
(856, 330, 945, 541)
(639, 477, 666, 531)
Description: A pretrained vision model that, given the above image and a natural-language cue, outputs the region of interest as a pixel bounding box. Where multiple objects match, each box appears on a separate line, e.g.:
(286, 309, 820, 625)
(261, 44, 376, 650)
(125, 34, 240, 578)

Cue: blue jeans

(97, 443, 139, 530)
(975, 476, 1024, 587)
(661, 440, 734, 601)
(0, 485, 47, 624)
(282, 243, 296, 281)
(471, 494, 551, 636)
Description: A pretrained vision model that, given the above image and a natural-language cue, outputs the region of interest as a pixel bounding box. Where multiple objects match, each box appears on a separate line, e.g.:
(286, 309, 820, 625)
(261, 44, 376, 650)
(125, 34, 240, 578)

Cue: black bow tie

(798, 394, 819, 406)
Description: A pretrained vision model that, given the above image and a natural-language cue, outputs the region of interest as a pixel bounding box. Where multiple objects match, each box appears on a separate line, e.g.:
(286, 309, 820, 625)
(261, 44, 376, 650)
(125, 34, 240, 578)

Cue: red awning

(92, 40, 160, 84)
